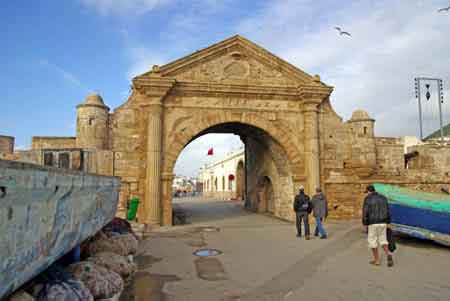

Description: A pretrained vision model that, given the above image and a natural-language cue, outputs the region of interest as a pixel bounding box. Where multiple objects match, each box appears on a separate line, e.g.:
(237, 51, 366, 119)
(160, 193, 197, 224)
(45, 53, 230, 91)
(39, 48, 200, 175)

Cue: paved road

(122, 197, 450, 301)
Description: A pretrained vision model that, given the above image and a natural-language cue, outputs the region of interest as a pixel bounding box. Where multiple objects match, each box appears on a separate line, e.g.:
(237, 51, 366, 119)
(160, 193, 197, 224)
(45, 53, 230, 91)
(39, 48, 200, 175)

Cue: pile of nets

(87, 252, 137, 284)
(67, 262, 123, 300)
(28, 265, 93, 301)
(7, 218, 140, 301)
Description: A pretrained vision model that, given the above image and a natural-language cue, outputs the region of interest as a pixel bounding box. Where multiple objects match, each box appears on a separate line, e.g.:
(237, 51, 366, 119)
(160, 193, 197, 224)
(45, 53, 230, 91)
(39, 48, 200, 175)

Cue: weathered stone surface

(31, 137, 76, 149)
(0, 135, 14, 154)
(0, 159, 120, 299)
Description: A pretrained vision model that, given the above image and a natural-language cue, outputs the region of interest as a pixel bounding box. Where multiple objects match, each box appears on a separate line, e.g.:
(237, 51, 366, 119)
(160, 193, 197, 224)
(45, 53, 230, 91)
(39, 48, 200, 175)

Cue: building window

(58, 153, 70, 169)
(88, 117, 94, 125)
(44, 152, 54, 166)
(222, 176, 225, 191)
(363, 126, 368, 135)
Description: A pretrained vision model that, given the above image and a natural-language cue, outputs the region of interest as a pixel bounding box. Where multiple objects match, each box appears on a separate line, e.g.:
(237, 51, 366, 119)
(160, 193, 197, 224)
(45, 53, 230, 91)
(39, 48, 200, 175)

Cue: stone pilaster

(299, 79, 333, 195)
(302, 100, 321, 194)
(145, 103, 163, 225)
(161, 172, 175, 226)
(134, 75, 176, 226)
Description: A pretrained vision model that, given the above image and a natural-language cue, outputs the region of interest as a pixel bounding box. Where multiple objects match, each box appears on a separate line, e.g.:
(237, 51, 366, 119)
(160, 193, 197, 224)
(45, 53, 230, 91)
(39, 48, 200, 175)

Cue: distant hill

(425, 122, 450, 140)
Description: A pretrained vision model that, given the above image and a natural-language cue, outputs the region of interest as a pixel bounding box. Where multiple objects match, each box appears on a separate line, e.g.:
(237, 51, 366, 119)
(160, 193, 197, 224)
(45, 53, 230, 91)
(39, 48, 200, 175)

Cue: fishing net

(67, 262, 123, 300)
(85, 232, 138, 257)
(29, 265, 93, 301)
(87, 252, 136, 283)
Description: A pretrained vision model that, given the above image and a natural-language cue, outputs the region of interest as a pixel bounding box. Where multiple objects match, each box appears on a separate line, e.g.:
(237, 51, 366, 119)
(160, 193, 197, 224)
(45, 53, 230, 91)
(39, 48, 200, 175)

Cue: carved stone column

(133, 74, 176, 226)
(299, 78, 333, 195)
(302, 99, 321, 194)
(161, 172, 175, 226)
(145, 102, 163, 225)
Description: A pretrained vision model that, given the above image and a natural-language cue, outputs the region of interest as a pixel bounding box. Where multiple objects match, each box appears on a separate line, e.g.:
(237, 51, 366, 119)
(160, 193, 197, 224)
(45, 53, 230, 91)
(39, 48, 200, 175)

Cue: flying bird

(438, 5, 450, 12)
(335, 26, 352, 37)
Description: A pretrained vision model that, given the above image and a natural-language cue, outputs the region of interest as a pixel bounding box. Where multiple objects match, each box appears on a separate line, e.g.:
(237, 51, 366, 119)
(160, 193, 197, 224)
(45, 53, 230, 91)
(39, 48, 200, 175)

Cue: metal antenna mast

(414, 77, 445, 142)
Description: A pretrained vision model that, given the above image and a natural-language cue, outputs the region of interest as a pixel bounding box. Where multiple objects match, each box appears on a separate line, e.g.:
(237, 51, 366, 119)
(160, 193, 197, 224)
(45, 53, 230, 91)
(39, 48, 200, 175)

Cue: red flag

(207, 148, 214, 156)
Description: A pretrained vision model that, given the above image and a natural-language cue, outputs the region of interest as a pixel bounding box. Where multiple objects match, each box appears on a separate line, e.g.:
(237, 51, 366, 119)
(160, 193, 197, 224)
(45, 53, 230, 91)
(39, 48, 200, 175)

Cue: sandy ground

(121, 197, 450, 301)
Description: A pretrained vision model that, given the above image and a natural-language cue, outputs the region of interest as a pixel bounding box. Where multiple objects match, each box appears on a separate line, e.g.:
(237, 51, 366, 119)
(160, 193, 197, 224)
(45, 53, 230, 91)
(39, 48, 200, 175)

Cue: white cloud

(79, 0, 170, 16)
(39, 59, 90, 91)
(79, 0, 226, 16)
(237, 0, 450, 137)
(126, 46, 166, 79)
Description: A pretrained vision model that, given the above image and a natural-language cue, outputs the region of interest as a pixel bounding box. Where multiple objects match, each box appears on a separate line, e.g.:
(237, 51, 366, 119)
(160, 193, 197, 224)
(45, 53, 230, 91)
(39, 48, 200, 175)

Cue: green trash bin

(127, 197, 140, 221)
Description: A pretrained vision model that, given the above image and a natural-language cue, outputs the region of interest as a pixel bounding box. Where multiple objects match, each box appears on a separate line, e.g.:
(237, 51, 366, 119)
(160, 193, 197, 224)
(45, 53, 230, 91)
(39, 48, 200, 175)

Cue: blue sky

(2, 0, 450, 176)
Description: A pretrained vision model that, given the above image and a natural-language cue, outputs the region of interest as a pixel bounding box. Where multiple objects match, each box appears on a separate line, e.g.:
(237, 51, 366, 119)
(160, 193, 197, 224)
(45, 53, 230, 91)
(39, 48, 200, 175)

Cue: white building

(198, 148, 245, 200)
(172, 175, 198, 196)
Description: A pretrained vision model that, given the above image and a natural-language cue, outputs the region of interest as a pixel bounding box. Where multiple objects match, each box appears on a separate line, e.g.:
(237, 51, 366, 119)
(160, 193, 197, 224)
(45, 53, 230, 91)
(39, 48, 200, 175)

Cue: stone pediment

(136, 35, 324, 87)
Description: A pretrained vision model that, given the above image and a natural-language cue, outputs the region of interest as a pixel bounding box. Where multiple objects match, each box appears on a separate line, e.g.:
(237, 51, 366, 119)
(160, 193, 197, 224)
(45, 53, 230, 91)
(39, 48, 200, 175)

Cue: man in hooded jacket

(312, 187, 328, 239)
(293, 186, 312, 239)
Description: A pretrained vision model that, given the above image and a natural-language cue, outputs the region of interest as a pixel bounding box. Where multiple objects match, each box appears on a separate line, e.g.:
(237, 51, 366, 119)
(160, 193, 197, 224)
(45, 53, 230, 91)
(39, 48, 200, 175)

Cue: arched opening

(256, 176, 274, 214)
(168, 121, 295, 225)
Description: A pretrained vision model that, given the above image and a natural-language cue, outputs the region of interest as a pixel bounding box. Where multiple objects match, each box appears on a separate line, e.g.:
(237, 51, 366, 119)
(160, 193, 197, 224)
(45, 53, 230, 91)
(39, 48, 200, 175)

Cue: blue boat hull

(389, 203, 450, 235)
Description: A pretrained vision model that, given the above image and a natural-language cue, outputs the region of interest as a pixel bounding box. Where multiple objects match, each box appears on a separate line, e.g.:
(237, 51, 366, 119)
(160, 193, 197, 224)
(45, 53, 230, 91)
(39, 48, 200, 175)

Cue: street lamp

(414, 77, 445, 142)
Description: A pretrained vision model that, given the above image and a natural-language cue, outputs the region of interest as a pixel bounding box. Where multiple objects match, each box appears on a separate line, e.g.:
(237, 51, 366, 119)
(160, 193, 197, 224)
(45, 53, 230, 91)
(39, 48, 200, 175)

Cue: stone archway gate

(113, 35, 333, 226)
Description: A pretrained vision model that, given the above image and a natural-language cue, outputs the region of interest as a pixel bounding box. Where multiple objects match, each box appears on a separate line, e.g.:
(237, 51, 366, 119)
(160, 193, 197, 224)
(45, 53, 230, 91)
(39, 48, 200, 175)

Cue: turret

(348, 109, 375, 137)
(0, 135, 14, 154)
(346, 109, 376, 176)
(76, 93, 109, 149)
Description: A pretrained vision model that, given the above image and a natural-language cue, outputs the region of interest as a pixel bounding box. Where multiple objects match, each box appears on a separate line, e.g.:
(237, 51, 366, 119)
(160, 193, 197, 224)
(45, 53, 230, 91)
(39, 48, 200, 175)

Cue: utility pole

(414, 77, 445, 142)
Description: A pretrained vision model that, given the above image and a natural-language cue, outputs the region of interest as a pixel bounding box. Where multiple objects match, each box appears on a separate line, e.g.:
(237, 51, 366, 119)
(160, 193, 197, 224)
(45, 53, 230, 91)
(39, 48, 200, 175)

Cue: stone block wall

(31, 137, 76, 150)
(2, 150, 41, 164)
(407, 144, 450, 173)
(0, 159, 120, 299)
(0, 135, 14, 154)
(375, 137, 404, 172)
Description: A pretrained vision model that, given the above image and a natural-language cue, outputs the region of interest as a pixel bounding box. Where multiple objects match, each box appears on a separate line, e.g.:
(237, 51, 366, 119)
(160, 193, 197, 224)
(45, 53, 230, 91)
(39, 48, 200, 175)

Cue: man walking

(312, 187, 328, 239)
(293, 186, 312, 240)
(362, 184, 394, 267)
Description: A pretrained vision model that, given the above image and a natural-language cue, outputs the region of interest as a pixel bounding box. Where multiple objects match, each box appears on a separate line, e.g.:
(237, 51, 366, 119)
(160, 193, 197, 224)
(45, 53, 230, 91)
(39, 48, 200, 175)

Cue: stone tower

(347, 109, 376, 175)
(76, 93, 110, 150)
(0, 135, 14, 154)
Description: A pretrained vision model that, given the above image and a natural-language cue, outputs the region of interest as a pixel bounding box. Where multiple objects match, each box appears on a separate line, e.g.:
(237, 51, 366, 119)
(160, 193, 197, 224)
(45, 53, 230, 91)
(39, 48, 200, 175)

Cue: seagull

(335, 26, 352, 37)
(438, 6, 450, 13)
(438, 5, 450, 12)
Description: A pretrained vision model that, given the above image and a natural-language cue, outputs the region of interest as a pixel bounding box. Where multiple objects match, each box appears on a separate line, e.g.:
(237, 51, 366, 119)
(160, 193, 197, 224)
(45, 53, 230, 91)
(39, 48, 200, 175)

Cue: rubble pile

(8, 218, 140, 301)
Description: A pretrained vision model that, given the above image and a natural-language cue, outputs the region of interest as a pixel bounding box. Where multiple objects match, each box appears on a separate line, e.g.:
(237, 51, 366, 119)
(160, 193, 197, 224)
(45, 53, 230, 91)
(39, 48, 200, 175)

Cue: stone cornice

(133, 76, 177, 98)
(298, 85, 334, 102)
(347, 118, 375, 123)
(76, 103, 110, 111)
(161, 172, 175, 181)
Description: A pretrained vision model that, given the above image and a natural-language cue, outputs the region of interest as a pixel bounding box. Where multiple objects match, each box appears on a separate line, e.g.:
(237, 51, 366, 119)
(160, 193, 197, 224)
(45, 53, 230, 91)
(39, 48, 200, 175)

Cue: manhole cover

(193, 248, 222, 257)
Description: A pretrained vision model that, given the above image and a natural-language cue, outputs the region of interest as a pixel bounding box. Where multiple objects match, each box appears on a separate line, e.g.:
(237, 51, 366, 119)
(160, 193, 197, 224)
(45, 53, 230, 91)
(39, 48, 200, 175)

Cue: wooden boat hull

(374, 183, 450, 247)
(389, 203, 450, 235)
(390, 223, 450, 247)
(0, 160, 121, 299)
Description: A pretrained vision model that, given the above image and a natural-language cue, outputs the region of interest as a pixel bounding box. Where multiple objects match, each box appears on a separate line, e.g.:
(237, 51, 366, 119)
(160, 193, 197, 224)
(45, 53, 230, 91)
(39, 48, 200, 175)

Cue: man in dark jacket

(362, 184, 393, 267)
(293, 186, 312, 240)
(312, 187, 328, 239)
